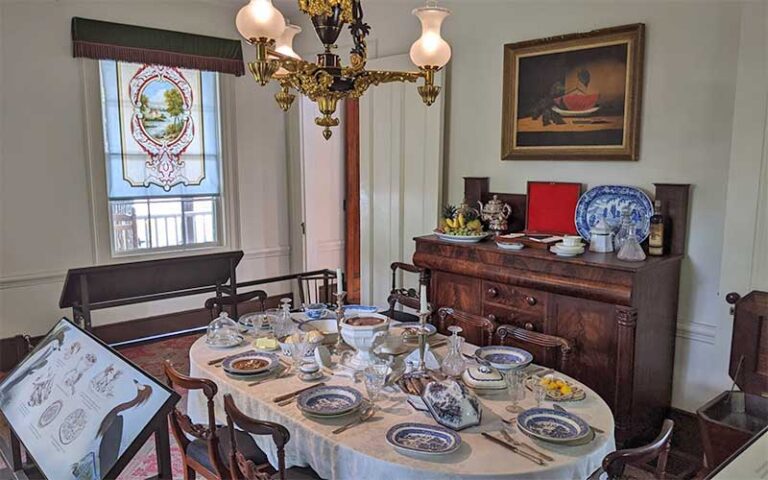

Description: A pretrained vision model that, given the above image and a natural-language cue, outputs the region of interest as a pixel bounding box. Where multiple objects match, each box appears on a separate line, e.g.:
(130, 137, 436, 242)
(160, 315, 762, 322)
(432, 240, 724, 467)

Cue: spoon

(332, 405, 375, 434)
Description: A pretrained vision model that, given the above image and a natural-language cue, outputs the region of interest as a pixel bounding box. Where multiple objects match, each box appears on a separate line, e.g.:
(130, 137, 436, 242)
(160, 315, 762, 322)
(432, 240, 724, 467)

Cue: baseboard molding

(0, 292, 293, 372)
(676, 321, 717, 345)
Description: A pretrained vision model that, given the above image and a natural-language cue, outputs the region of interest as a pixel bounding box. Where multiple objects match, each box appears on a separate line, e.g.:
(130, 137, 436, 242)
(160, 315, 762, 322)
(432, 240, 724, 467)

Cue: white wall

(292, 0, 759, 411)
(0, 0, 292, 336)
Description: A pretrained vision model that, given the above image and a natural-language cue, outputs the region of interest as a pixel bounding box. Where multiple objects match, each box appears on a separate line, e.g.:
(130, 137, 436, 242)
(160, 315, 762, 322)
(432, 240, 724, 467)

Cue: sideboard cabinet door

(550, 295, 619, 409)
(431, 271, 482, 315)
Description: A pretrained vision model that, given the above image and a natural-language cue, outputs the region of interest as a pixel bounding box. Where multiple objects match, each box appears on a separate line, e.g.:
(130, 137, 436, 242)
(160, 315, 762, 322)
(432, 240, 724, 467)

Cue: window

(99, 60, 224, 255)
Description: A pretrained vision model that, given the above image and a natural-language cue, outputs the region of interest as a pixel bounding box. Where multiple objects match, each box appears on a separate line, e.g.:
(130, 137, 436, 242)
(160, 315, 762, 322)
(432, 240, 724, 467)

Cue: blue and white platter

(434, 231, 490, 243)
(574, 185, 653, 242)
(475, 346, 533, 371)
(343, 304, 379, 314)
(516, 408, 591, 443)
(222, 351, 280, 375)
(386, 423, 462, 456)
(297, 386, 364, 417)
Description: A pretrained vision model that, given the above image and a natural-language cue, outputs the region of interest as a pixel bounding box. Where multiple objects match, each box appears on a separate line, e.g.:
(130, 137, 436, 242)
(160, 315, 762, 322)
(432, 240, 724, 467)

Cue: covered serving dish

(205, 312, 243, 348)
(461, 364, 506, 391)
(422, 379, 482, 431)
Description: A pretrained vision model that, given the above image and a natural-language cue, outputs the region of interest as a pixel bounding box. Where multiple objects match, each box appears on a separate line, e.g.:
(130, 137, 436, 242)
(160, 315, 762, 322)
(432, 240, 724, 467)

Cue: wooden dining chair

(204, 290, 268, 321)
(296, 272, 337, 305)
(163, 361, 269, 480)
(588, 419, 675, 480)
(385, 262, 430, 323)
(436, 307, 497, 347)
(496, 324, 574, 372)
(223, 394, 322, 480)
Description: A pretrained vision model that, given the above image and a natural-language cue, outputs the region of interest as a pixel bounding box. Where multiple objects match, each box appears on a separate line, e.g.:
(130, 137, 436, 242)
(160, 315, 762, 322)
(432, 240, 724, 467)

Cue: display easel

(58, 251, 244, 330)
(0, 319, 180, 480)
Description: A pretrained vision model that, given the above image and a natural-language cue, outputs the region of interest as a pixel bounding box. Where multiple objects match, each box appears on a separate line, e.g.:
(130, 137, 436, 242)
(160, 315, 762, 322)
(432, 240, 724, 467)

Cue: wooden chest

(414, 235, 683, 445)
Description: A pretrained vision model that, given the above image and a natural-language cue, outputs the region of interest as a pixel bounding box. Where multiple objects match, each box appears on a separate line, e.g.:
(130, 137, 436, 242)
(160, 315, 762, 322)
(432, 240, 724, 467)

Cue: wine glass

(363, 361, 389, 407)
(289, 330, 309, 371)
(505, 369, 526, 414)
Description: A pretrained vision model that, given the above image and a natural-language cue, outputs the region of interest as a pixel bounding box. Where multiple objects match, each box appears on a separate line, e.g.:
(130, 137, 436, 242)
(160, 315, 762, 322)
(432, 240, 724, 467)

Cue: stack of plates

(386, 423, 461, 457)
(516, 408, 592, 444)
(550, 242, 586, 257)
(221, 351, 280, 380)
(296, 386, 364, 418)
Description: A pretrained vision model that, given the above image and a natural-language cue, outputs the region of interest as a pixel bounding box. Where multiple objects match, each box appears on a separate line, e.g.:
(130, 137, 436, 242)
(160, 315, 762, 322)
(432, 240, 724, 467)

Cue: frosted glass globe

(410, 6, 451, 69)
(236, 0, 286, 42)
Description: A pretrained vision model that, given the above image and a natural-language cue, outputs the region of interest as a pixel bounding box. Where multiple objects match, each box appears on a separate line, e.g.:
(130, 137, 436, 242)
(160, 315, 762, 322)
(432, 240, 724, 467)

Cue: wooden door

(358, 54, 445, 308)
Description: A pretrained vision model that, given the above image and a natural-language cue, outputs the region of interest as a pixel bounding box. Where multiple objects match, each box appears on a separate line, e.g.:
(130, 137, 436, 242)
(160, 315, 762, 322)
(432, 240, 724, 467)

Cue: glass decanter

(441, 326, 468, 378)
(617, 224, 647, 262)
(272, 298, 295, 340)
(614, 207, 633, 250)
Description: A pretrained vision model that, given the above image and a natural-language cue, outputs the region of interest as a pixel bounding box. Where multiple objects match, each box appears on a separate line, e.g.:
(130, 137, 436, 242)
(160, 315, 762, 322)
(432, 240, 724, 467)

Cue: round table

(188, 335, 615, 480)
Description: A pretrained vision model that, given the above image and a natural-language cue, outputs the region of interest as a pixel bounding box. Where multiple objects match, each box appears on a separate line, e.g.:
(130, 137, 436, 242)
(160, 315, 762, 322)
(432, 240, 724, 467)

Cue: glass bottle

(614, 207, 633, 250)
(441, 326, 468, 378)
(617, 222, 647, 262)
(273, 298, 294, 340)
(648, 200, 665, 256)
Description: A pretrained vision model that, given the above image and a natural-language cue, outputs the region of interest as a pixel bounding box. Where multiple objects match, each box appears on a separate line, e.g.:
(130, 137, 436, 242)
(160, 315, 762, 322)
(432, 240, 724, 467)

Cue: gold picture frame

(501, 23, 645, 161)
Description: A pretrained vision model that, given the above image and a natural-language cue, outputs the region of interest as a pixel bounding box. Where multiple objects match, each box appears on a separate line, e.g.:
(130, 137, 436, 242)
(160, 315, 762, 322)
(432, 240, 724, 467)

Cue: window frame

(81, 59, 241, 264)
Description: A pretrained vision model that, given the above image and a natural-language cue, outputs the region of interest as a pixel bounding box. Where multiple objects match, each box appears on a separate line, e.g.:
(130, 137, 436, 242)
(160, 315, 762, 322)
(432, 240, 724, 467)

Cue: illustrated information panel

(0, 318, 175, 479)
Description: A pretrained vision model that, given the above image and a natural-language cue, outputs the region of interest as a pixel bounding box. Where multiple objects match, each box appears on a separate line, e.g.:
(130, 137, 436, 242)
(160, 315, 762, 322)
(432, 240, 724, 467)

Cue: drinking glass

(289, 330, 309, 370)
(363, 362, 389, 406)
(505, 369, 526, 414)
(532, 382, 546, 408)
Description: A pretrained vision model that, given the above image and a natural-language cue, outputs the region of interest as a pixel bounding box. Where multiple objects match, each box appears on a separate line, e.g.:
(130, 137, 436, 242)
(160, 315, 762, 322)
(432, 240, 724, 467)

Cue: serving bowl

(340, 313, 389, 369)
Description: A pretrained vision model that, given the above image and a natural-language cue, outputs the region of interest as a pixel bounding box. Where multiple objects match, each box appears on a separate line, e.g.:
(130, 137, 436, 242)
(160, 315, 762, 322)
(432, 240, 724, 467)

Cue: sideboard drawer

(483, 281, 546, 315)
(483, 304, 544, 333)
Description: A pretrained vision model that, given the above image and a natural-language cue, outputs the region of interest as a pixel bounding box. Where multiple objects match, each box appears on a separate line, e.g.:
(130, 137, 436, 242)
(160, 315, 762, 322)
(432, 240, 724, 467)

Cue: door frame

(344, 99, 362, 303)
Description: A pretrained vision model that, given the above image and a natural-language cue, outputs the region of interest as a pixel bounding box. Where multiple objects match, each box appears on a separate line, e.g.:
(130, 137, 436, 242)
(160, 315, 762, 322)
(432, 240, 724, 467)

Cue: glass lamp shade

(410, 5, 451, 69)
(236, 0, 286, 42)
(273, 23, 302, 76)
(275, 23, 302, 59)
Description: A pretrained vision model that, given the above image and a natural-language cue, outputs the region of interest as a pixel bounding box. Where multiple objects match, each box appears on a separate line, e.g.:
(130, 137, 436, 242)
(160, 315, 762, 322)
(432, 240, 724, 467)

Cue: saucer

(496, 242, 524, 251)
(550, 245, 585, 257)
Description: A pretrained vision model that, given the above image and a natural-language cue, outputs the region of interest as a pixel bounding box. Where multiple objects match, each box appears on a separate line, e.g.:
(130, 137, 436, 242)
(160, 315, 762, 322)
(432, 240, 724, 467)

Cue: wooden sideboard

(413, 178, 691, 446)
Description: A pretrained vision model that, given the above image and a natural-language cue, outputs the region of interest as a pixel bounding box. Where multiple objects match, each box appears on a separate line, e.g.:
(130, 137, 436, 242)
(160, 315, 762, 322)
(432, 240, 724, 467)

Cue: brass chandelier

(236, 0, 452, 139)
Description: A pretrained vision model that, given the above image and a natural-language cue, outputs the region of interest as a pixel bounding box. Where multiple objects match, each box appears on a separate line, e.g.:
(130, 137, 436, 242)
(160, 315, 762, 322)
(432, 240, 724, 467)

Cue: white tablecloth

(188, 335, 615, 480)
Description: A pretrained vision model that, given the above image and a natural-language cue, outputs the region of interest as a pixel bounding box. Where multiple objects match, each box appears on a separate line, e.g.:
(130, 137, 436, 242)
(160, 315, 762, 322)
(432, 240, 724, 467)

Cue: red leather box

(524, 182, 582, 236)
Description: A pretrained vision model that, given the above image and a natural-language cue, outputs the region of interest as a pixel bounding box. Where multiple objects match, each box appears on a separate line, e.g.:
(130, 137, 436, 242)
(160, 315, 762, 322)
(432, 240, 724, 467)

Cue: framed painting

(501, 24, 645, 161)
(0, 318, 179, 479)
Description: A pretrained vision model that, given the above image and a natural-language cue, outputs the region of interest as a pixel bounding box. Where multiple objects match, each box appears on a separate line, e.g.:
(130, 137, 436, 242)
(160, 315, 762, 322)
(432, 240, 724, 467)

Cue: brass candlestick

(333, 291, 348, 353)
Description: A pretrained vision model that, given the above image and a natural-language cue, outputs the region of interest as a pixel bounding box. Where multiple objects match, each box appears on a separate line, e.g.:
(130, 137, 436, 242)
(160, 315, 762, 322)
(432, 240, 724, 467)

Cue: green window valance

(71, 17, 245, 76)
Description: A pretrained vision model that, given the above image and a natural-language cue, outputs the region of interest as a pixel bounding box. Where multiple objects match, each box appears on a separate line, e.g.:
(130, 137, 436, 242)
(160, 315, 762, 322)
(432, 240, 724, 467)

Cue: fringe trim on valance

(73, 40, 245, 76)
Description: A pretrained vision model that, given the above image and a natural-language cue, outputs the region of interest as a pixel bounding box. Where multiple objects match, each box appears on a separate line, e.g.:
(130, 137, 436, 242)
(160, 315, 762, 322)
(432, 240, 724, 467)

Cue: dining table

(187, 323, 615, 480)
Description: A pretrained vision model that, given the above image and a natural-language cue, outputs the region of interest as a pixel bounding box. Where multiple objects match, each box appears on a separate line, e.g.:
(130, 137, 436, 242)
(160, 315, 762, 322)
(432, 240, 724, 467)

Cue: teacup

(303, 303, 327, 320)
(561, 235, 584, 247)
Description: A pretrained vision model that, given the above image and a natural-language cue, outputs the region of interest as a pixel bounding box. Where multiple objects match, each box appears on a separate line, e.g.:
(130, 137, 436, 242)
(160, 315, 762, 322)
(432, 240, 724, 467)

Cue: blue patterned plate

(516, 408, 591, 443)
(297, 386, 363, 417)
(222, 351, 279, 375)
(575, 185, 653, 242)
(475, 346, 533, 371)
(386, 423, 461, 456)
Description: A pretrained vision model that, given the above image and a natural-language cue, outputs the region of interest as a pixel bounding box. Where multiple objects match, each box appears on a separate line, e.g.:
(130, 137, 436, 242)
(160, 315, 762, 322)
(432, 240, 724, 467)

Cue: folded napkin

(404, 344, 441, 371)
